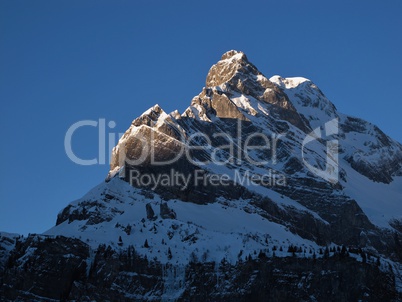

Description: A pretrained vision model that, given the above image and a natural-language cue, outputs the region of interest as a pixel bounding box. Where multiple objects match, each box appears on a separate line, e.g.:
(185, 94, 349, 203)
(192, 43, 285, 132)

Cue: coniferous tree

(324, 246, 329, 258)
(360, 250, 367, 263)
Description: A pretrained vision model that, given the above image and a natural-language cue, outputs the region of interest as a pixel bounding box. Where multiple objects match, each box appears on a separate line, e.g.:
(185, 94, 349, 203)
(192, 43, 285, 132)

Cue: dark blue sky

(1, 0, 401, 235)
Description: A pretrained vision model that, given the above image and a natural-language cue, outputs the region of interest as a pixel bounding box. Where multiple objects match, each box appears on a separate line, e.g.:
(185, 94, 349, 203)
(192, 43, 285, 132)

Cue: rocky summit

(1, 50, 402, 301)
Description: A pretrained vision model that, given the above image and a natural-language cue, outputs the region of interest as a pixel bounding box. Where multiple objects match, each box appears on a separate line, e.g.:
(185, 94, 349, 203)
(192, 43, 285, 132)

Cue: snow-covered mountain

(1, 50, 401, 301)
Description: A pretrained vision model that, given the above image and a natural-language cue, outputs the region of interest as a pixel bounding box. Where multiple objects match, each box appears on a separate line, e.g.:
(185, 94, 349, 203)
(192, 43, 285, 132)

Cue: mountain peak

(206, 50, 256, 87)
(220, 50, 248, 61)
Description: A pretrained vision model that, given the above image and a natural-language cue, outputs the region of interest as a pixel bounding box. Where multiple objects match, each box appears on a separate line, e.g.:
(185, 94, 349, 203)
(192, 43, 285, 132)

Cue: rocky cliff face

(1, 235, 399, 301)
(1, 50, 401, 301)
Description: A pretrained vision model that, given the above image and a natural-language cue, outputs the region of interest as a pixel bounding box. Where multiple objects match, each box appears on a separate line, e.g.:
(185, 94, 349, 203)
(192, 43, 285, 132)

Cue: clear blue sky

(1, 0, 401, 235)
